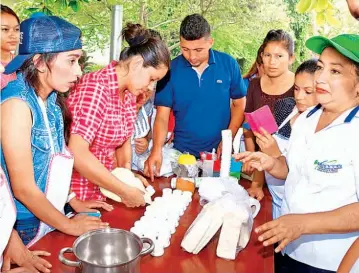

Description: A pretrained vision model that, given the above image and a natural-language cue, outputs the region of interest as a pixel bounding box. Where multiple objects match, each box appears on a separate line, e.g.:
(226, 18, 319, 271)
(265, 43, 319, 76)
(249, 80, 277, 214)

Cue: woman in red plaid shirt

(67, 23, 170, 207)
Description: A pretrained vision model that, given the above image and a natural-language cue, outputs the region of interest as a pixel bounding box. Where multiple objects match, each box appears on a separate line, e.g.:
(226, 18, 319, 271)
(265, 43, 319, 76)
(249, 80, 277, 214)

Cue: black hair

(262, 29, 294, 56)
(295, 59, 318, 76)
(120, 23, 170, 69)
(180, 14, 211, 41)
(148, 29, 162, 40)
(19, 54, 73, 144)
(1, 5, 20, 24)
(243, 45, 264, 79)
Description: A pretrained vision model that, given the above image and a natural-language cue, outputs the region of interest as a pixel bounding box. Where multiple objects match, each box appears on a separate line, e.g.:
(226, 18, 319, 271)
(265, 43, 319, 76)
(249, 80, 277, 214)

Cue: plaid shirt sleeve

(69, 80, 108, 144)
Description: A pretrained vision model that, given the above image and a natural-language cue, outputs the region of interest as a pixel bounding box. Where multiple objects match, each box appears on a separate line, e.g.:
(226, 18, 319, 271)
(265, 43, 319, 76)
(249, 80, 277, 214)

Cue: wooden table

(30, 178, 274, 273)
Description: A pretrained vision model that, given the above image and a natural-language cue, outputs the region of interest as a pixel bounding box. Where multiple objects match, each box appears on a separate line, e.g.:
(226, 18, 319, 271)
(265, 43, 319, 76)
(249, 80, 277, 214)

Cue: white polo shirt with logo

(281, 104, 359, 271)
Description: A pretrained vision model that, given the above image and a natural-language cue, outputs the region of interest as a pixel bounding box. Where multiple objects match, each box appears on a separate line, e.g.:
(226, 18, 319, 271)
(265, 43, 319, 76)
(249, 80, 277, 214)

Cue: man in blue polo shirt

(144, 14, 247, 181)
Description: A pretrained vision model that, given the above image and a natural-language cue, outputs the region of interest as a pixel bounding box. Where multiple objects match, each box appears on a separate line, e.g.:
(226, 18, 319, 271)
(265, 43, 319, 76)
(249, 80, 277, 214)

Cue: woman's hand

(120, 184, 145, 208)
(234, 151, 276, 172)
(69, 198, 114, 213)
(254, 128, 281, 157)
(255, 214, 306, 253)
(2, 230, 52, 273)
(65, 214, 109, 236)
(247, 185, 265, 201)
(241, 161, 255, 175)
(134, 173, 150, 187)
(135, 138, 149, 155)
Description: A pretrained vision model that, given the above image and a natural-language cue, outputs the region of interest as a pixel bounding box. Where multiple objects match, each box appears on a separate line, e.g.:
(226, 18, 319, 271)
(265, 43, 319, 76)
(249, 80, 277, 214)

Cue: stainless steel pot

(59, 228, 154, 273)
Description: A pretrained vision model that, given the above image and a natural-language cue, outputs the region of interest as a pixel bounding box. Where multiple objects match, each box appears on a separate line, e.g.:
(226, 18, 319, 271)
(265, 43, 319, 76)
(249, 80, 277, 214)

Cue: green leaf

(59, 0, 68, 9)
(42, 6, 53, 16)
(296, 0, 314, 13)
(26, 7, 40, 12)
(69, 0, 80, 12)
(316, 12, 326, 25)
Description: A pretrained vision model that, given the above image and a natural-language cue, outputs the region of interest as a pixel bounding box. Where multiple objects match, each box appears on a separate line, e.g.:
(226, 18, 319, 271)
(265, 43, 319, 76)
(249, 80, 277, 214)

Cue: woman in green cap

(236, 33, 359, 273)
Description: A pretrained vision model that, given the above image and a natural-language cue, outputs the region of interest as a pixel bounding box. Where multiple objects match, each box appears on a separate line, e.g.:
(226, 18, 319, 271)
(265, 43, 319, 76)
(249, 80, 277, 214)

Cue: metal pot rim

(71, 228, 143, 267)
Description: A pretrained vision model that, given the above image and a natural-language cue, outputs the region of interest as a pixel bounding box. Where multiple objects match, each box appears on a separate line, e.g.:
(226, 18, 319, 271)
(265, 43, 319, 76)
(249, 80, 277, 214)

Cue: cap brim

(306, 36, 359, 63)
(4, 54, 34, 74)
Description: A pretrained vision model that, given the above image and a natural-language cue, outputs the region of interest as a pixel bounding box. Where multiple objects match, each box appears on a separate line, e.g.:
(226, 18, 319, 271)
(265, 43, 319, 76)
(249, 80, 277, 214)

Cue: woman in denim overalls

(1, 14, 108, 247)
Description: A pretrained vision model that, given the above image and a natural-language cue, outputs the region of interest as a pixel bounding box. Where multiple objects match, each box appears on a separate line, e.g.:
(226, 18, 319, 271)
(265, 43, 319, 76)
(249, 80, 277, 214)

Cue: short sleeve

(230, 58, 247, 99)
(154, 71, 173, 108)
(244, 80, 255, 113)
(68, 81, 108, 144)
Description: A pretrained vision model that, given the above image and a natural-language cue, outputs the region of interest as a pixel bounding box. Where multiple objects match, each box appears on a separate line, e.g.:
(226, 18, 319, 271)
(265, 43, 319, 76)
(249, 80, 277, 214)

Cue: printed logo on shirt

(314, 160, 343, 173)
(216, 79, 222, 84)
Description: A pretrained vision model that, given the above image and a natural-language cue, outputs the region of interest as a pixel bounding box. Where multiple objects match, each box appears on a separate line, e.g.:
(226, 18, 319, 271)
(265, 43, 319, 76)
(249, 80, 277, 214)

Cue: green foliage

(296, 0, 340, 27)
(13, 0, 355, 74)
(14, 0, 295, 72)
(284, 0, 312, 70)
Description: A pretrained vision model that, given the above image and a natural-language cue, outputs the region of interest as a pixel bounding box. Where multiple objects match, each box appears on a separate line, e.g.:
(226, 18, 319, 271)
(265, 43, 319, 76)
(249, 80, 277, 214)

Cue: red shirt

(68, 61, 137, 201)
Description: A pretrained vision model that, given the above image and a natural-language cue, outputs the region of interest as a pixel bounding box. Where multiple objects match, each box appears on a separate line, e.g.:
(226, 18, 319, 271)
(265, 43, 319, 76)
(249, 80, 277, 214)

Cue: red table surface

(30, 178, 274, 273)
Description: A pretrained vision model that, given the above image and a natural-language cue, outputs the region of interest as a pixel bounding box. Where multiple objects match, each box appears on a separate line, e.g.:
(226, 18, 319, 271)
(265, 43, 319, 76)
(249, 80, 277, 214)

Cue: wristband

(66, 192, 76, 203)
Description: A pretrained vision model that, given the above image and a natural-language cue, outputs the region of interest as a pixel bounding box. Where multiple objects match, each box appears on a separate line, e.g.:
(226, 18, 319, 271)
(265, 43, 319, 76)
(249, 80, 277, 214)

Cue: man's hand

(2, 230, 52, 273)
(255, 214, 306, 253)
(144, 150, 162, 182)
(134, 138, 149, 155)
(216, 142, 222, 159)
(69, 198, 114, 213)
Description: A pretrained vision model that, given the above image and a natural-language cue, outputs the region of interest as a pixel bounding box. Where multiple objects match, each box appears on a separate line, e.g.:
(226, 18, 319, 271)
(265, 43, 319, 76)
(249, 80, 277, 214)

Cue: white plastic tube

(220, 129, 232, 177)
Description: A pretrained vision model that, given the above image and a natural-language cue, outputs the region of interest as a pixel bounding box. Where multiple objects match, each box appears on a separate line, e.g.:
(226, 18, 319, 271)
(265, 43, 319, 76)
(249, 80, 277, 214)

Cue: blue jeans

(278, 254, 335, 273)
(14, 217, 40, 245)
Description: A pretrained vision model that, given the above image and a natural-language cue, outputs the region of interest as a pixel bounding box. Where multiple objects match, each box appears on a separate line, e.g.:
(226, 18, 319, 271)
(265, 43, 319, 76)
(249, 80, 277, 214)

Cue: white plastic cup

(143, 229, 157, 242)
(134, 220, 144, 228)
(157, 236, 170, 248)
(154, 196, 163, 203)
(151, 243, 165, 257)
(164, 222, 176, 234)
(173, 189, 183, 196)
(162, 188, 172, 197)
(182, 191, 193, 199)
(146, 185, 156, 196)
(167, 217, 179, 228)
(130, 227, 142, 237)
(156, 226, 171, 239)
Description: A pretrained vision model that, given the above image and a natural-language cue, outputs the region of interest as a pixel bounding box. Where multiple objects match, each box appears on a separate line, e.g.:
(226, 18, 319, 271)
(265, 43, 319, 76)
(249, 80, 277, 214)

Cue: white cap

(146, 185, 156, 196)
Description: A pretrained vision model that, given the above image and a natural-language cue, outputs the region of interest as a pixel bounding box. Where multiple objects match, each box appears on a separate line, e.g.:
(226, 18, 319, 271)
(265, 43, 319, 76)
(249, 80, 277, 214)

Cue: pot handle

(58, 247, 81, 267)
(140, 237, 155, 256)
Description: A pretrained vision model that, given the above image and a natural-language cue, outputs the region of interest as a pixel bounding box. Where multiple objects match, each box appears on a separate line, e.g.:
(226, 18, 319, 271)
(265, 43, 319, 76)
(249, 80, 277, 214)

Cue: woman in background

(1, 5, 20, 89)
(244, 29, 295, 201)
